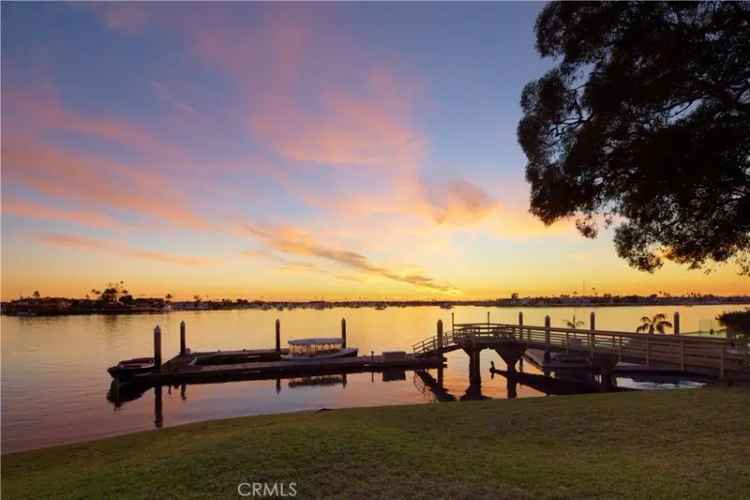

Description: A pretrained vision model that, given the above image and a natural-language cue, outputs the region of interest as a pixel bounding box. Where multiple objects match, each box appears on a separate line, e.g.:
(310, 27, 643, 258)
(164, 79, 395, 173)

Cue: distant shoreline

(2, 296, 749, 317)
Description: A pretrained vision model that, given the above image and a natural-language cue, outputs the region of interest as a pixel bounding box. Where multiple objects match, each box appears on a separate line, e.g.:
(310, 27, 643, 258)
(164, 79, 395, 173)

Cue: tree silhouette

(32, 291, 40, 299)
(636, 314, 673, 334)
(564, 315, 584, 329)
(95, 281, 127, 303)
(519, 2, 750, 275)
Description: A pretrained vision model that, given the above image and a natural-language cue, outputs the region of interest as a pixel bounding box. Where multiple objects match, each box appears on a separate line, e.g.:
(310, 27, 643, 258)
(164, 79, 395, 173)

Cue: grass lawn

(2, 386, 749, 499)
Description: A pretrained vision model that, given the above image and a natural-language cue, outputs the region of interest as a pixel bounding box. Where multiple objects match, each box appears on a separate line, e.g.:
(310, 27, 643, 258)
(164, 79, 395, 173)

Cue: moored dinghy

(107, 357, 155, 379)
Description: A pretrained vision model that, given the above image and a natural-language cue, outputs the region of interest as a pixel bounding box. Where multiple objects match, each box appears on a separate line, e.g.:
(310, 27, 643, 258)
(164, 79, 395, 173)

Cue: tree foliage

(519, 2, 750, 274)
(95, 281, 128, 303)
(636, 313, 673, 334)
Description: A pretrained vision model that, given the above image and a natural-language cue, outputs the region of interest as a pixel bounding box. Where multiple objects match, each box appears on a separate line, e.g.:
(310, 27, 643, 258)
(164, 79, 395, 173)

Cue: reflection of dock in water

(288, 375, 346, 388)
(414, 369, 456, 402)
(489, 368, 622, 395)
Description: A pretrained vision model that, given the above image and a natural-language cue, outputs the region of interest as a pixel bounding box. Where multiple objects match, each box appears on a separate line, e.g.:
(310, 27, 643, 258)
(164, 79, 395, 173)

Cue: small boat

(107, 357, 155, 379)
(281, 338, 358, 361)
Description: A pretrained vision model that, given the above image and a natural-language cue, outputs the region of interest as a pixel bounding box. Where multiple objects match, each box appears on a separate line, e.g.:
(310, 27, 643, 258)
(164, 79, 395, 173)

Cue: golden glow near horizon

(1, 3, 748, 301)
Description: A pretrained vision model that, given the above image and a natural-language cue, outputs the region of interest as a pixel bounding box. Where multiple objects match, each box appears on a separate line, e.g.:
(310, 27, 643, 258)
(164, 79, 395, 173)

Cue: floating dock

(109, 320, 444, 388)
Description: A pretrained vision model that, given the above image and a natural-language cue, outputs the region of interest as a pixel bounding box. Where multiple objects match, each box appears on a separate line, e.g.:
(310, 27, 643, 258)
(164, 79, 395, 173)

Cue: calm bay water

(1, 305, 743, 453)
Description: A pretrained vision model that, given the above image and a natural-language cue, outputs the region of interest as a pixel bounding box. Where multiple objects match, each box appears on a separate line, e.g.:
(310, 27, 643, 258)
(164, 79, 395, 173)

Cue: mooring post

(544, 315, 551, 347)
(451, 312, 455, 331)
(275, 319, 281, 353)
(590, 312, 596, 331)
(341, 318, 347, 348)
(487, 311, 490, 326)
(179, 321, 186, 356)
(590, 312, 596, 355)
(437, 319, 444, 357)
(153, 325, 162, 369)
(673, 311, 680, 336)
(518, 312, 523, 340)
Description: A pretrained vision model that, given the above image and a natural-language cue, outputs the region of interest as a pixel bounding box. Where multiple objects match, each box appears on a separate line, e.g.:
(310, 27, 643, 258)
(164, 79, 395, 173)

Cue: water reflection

(3, 304, 736, 453)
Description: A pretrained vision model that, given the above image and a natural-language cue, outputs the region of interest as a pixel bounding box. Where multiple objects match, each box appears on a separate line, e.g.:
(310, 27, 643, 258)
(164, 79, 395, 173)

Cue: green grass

(3, 387, 749, 499)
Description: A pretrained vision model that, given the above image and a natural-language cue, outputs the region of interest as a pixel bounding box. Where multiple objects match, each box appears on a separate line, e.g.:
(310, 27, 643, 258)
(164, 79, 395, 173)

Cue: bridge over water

(412, 313, 750, 387)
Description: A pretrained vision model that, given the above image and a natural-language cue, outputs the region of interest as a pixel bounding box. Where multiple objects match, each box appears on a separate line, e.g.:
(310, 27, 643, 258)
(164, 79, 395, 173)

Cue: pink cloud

(83, 4, 154, 35)
(38, 233, 212, 267)
(3, 85, 187, 164)
(251, 69, 425, 170)
(2, 137, 208, 229)
(2, 198, 123, 230)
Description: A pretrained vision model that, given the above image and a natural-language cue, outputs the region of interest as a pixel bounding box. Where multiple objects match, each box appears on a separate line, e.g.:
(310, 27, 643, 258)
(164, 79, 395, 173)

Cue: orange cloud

(424, 179, 496, 225)
(2, 137, 208, 229)
(38, 233, 212, 267)
(2, 198, 123, 230)
(240, 223, 459, 293)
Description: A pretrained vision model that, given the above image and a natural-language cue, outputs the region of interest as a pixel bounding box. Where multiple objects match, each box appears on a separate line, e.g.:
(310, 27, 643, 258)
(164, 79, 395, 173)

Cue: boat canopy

(287, 337, 344, 357)
(288, 338, 343, 346)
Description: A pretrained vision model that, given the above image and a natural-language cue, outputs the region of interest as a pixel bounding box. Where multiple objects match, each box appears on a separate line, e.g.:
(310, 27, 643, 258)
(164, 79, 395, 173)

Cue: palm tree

(636, 313, 673, 334)
(564, 315, 584, 329)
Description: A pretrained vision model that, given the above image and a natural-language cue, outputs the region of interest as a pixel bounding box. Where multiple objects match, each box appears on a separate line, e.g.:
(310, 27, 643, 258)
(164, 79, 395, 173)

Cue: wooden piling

(518, 312, 524, 340)
(275, 319, 281, 353)
(437, 319, 444, 357)
(674, 311, 680, 336)
(544, 315, 551, 347)
(341, 318, 347, 348)
(153, 325, 162, 369)
(487, 311, 490, 326)
(179, 321, 186, 356)
(590, 312, 596, 331)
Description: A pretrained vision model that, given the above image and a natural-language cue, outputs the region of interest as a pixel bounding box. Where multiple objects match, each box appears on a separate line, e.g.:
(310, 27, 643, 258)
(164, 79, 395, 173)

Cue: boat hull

(107, 357, 155, 379)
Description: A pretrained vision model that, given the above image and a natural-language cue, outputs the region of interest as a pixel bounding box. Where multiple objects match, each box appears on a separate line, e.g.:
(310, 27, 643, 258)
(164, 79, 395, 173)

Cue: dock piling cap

(287, 338, 344, 346)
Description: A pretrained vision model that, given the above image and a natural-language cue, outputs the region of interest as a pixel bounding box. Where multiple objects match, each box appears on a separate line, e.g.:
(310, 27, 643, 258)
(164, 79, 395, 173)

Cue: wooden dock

(412, 313, 750, 381)
(109, 320, 444, 388)
(145, 352, 443, 385)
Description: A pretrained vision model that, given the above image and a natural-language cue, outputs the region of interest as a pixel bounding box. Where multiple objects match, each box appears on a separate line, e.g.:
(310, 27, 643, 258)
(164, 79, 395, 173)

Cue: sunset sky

(2, 2, 747, 300)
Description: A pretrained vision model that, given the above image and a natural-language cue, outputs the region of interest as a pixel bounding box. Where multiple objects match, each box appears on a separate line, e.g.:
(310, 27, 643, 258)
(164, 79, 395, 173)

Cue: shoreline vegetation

(3, 294, 750, 317)
(3, 386, 748, 499)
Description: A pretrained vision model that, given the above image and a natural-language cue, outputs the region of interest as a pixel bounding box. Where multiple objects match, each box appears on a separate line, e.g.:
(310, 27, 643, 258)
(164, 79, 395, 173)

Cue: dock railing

(413, 322, 750, 378)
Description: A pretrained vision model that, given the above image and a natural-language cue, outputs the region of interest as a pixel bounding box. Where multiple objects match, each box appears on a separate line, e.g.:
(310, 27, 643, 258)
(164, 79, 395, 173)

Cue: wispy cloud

(241, 248, 318, 272)
(3, 85, 181, 160)
(240, 223, 459, 293)
(251, 69, 425, 171)
(2, 198, 124, 230)
(2, 137, 208, 229)
(38, 233, 212, 267)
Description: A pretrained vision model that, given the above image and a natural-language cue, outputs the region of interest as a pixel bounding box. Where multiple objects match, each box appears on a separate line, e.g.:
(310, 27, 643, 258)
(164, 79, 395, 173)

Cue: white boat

(281, 338, 358, 361)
